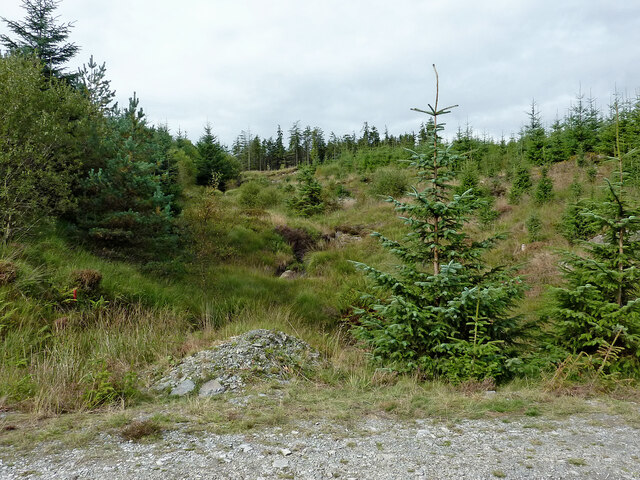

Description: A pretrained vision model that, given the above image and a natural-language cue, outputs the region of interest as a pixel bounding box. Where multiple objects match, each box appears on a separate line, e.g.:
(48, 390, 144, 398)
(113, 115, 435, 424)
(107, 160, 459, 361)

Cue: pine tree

(545, 117, 566, 163)
(275, 125, 286, 168)
(77, 55, 116, 113)
(75, 94, 177, 257)
(352, 66, 525, 381)
(508, 163, 532, 204)
(551, 105, 640, 372)
(1, 0, 79, 81)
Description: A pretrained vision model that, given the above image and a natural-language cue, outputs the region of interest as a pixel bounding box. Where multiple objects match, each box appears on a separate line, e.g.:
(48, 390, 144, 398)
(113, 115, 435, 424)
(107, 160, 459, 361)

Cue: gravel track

(1, 413, 638, 479)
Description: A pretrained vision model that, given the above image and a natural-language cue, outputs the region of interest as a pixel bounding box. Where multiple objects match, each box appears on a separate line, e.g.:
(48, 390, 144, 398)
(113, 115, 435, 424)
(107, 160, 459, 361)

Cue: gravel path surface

(1, 413, 638, 479)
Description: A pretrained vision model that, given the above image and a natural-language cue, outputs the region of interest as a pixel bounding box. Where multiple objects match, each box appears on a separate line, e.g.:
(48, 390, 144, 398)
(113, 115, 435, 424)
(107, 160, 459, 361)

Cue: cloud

(2, 0, 639, 145)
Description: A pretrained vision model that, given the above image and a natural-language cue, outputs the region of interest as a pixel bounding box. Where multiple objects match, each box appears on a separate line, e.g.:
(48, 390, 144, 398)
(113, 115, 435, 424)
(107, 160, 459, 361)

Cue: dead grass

(120, 419, 162, 441)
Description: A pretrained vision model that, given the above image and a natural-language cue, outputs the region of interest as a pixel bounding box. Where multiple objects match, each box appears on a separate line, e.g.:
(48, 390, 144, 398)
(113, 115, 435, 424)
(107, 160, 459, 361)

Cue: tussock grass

(1, 158, 639, 421)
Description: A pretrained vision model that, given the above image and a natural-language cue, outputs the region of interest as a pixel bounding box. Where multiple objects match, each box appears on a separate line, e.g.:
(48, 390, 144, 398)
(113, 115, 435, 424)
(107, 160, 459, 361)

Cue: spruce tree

(534, 166, 554, 205)
(195, 124, 238, 189)
(287, 165, 324, 217)
(524, 100, 546, 165)
(352, 66, 525, 381)
(551, 106, 640, 373)
(1, 0, 79, 81)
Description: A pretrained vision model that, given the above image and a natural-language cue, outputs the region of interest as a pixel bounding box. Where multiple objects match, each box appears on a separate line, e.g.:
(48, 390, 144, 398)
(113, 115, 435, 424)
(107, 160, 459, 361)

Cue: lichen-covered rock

(153, 329, 320, 396)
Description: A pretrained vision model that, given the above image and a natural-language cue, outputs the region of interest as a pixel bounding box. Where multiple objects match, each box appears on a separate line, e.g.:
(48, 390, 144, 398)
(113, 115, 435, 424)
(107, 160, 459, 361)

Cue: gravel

(1, 414, 638, 479)
(152, 329, 321, 397)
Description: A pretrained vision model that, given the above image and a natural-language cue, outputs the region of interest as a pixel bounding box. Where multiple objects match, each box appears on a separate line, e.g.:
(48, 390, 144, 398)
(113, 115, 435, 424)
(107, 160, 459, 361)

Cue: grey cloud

(2, 0, 639, 145)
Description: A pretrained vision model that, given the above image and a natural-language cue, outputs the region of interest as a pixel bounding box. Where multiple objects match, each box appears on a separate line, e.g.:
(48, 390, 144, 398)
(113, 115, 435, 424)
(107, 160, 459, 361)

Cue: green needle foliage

(551, 167, 640, 373)
(352, 66, 526, 382)
(0, 0, 79, 82)
(75, 94, 177, 258)
(287, 165, 325, 217)
(534, 166, 554, 205)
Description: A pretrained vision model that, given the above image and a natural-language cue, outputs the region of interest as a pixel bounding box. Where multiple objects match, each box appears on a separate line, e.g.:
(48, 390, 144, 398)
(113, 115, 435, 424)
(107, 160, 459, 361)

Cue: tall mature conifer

(1, 0, 79, 81)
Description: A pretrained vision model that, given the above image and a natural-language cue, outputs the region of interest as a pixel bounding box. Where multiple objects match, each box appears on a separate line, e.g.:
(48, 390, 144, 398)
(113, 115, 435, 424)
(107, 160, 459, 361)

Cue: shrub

(238, 180, 283, 209)
(370, 167, 410, 197)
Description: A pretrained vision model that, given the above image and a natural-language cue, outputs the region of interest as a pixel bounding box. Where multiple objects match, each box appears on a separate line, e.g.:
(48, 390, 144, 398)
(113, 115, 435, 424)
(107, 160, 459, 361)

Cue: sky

(2, 0, 639, 146)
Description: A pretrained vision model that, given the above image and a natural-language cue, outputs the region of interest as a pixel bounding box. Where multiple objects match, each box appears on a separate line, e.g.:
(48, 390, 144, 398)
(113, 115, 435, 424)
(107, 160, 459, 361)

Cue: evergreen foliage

(77, 55, 116, 113)
(552, 117, 640, 373)
(560, 196, 601, 244)
(0, 0, 79, 81)
(534, 167, 554, 205)
(74, 94, 177, 257)
(524, 101, 546, 165)
(508, 163, 533, 204)
(287, 165, 325, 217)
(526, 213, 542, 242)
(195, 124, 239, 190)
(352, 67, 526, 382)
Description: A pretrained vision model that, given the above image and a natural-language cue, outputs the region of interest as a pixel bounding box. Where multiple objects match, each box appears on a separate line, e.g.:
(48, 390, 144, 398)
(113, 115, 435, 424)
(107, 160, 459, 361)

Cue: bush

(238, 180, 283, 209)
(370, 167, 410, 197)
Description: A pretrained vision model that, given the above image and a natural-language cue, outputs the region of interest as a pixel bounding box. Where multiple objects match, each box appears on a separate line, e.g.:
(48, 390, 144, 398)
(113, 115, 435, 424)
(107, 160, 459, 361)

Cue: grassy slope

(1, 156, 638, 423)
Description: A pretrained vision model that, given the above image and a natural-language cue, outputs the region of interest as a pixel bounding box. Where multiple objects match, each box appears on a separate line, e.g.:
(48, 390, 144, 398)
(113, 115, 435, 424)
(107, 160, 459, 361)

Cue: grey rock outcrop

(153, 329, 320, 397)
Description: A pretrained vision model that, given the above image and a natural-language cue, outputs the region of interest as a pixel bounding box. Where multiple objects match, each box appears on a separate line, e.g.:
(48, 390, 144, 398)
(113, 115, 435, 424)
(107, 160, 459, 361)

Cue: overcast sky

(2, 0, 639, 146)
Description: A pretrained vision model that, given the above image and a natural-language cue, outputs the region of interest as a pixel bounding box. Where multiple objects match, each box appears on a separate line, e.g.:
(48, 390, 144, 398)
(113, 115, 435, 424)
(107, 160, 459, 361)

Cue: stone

(273, 458, 289, 469)
(171, 379, 195, 396)
(279, 270, 298, 279)
(152, 329, 320, 396)
(199, 379, 225, 397)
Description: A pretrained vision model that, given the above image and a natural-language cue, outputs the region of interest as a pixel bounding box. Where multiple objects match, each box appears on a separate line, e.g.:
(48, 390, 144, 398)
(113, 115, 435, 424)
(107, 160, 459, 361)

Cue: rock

(331, 231, 362, 248)
(281, 448, 292, 456)
(273, 458, 289, 469)
(152, 329, 320, 396)
(171, 379, 195, 396)
(199, 379, 225, 397)
(279, 270, 299, 279)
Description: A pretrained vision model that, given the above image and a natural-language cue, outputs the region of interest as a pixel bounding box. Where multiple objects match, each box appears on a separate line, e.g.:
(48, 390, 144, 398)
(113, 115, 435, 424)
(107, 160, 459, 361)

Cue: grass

(0, 158, 639, 430)
(1, 373, 637, 455)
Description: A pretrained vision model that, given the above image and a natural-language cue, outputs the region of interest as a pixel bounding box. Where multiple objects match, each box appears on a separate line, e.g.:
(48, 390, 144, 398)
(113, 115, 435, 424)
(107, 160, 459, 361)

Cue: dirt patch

(274, 225, 317, 261)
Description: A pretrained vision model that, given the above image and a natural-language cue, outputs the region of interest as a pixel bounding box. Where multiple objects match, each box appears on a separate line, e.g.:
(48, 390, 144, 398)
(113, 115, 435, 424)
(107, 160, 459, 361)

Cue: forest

(1, 0, 640, 420)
